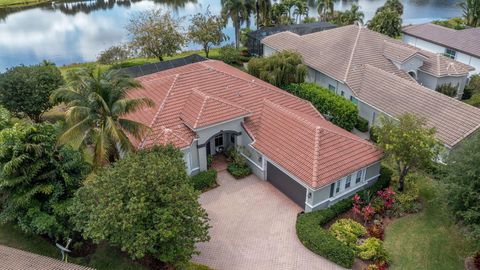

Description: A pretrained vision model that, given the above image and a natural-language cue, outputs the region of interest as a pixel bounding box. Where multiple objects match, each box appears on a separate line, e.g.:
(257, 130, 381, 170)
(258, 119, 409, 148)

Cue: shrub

(329, 219, 366, 248)
(219, 45, 241, 65)
(247, 51, 307, 88)
(357, 237, 390, 263)
(368, 223, 384, 240)
(190, 169, 217, 191)
(393, 185, 421, 216)
(436, 83, 458, 97)
(370, 126, 379, 143)
(227, 163, 252, 179)
(355, 116, 369, 132)
(97, 45, 130, 65)
(295, 165, 392, 268)
(284, 83, 359, 131)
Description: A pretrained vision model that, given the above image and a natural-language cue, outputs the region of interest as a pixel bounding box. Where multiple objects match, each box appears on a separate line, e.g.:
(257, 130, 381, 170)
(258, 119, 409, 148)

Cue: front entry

(267, 162, 306, 208)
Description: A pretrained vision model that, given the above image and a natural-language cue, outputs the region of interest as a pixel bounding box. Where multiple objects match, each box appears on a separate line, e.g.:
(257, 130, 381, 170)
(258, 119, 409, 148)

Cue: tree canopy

(247, 51, 307, 87)
(374, 114, 439, 191)
(188, 9, 228, 58)
(71, 146, 210, 267)
(51, 67, 154, 168)
(368, 4, 402, 38)
(126, 9, 186, 61)
(0, 62, 64, 122)
(443, 133, 480, 242)
(0, 121, 89, 240)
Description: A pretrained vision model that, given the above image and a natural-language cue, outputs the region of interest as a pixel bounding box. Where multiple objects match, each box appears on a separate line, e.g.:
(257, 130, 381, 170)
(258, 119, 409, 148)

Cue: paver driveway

(192, 171, 345, 270)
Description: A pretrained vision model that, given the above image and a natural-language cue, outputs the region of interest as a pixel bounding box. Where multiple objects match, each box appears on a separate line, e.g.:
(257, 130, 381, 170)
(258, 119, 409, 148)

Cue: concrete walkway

(192, 171, 345, 270)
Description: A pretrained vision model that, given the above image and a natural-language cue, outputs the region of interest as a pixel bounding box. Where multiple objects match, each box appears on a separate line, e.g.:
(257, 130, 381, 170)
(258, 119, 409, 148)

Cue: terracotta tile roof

(262, 25, 480, 148)
(355, 65, 480, 148)
(180, 89, 251, 129)
(0, 245, 94, 270)
(253, 100, 383, 188)
(126, 60, 382, 187)
(403, 23, 480, 58)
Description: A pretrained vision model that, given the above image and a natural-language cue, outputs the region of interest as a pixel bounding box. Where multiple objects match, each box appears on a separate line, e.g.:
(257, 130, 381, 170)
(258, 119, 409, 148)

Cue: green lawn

(0, 223, 210, 270)
(384, 177, 475, 270)
(0, 0, 50, 8)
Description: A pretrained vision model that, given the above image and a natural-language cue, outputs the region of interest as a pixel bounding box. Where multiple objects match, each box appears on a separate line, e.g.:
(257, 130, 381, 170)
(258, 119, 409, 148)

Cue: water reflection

(0, 0, 463, 71)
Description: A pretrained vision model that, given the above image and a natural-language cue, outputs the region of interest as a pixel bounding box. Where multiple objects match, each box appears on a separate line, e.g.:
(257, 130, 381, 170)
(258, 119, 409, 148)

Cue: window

(214, 134, 223, 147)
(330, 183, 335, 197)
(444, 48, 456, 59)
(230, 134, 235, 144)
(356, 170, 362, 183)
(340, 91, 345, 97)
(335, 181, 340, 193)
(345, 175, 351, 189)
(328, 84, 336, 92)
(350, 96, 358, 105)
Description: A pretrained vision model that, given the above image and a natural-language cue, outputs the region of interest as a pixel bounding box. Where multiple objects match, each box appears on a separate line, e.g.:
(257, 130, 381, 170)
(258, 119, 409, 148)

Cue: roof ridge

(311, 127, 322, 187)
(264, 99, 319, 129)
(193, 89, 209, 129)
(139, 74, 179, 149)
(344, 24, 363, 82)
(194, 88, 252, 113)
(199, 60, 314, 107)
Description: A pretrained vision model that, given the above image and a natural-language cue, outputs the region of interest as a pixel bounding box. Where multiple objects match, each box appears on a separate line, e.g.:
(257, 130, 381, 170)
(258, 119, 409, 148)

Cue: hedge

(284, 83, 358, 131)
(190, 169, 217, 191)
(227, 163, 252, 179)
(296, 165, 393, 268)
(355, 116, 369, 132)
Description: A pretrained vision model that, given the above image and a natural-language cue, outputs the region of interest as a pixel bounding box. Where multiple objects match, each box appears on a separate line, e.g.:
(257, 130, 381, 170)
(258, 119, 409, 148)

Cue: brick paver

(192, 171, 346, 270)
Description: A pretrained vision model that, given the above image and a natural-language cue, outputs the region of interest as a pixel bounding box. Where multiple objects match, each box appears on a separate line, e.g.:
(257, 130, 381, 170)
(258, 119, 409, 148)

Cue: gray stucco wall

(417, 71, 467, 99)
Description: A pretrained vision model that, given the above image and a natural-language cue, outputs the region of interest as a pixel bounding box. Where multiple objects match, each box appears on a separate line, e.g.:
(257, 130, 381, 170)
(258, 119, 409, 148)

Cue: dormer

(383, 41, 428, 80)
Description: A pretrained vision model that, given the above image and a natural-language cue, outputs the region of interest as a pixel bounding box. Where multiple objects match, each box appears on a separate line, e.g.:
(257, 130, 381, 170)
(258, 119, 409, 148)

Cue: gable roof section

(402, 23, 480, 58)
(253, 100, 382, 188)
(180, 89, 251, 129)
(355, 65, 480, 148)
(383, 41, 427, 63)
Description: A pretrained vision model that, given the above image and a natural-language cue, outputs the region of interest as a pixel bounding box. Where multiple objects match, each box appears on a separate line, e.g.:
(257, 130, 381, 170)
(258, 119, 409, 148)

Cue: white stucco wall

(263, 45, 277, 57)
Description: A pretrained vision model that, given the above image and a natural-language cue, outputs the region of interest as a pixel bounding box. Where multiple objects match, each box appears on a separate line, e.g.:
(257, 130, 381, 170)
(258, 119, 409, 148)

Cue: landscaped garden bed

(190, 169, 218, 192)
(226, 148, 252, 179)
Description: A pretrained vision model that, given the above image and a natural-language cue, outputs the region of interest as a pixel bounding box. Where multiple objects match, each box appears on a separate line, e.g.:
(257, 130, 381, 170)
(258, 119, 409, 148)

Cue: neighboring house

(262, 25, 480, 151)
(247, 22, 336, 56)
(126, 58, 383, 212)
(402, 23, 480, 76)
(0, 245, 94, 270)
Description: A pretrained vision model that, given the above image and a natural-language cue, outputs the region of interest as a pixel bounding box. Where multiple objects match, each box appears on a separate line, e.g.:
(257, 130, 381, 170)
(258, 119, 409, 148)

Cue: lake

(0, 0, 463, 71)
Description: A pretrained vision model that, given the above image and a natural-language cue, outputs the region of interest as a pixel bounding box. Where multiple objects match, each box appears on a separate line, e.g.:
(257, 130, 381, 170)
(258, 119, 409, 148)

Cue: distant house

(125, 58, 382, 212)
(402, 23, 480, 76)
(262, 25, 480, 151)
(247, 22, 336, 56)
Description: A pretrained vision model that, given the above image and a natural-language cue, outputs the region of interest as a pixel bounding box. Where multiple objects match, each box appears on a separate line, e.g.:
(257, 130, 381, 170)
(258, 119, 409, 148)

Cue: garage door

(267, 162, 307, 208)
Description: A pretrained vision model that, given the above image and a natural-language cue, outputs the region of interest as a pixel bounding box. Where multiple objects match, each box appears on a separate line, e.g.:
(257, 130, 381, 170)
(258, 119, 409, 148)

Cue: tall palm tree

(256, 0, 272, 27)
(461, 0, 480, 27)
(342, 4, 364, 25)
(221, 0, 248, 48)
(51, 67, 154, 168)
(316, 0, 333, 21)
(293, 0, 309, 23)
(244, 0, 256, 28)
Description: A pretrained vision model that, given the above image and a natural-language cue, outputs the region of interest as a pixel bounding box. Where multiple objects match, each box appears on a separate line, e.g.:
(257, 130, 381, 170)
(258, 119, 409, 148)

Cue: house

(125, 58, 383, 212)
(247, 22, 336, 56)
(402, 23, 480, 76)
(262, 24, 480, 151)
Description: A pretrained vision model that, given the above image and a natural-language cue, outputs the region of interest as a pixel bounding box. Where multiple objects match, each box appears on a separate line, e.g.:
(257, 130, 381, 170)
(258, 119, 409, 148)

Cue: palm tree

(221, 0, 248, 48)
(51, 67, 154, 168)
(317, 0, 333, 21)
(294, 0, 309, 23)
(461, 0, 480, 27)
(256, 0, 272, 27)
(342, 4, 364, 25)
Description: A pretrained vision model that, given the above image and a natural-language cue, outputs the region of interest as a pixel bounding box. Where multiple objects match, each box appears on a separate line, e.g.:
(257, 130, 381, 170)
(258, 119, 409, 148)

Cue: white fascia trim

(305, 173, 380, 210)
(190, 167, 200, 173)
(192, 116, 248, 132)
(241, 152, 264, 171)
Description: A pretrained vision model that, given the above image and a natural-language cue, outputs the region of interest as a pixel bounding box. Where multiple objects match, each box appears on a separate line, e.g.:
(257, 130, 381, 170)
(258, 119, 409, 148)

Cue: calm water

(0, 0, 463, 71)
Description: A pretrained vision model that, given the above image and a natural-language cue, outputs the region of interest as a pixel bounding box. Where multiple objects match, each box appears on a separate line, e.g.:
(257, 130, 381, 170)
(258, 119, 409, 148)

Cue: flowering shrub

(329, 219, 367, 248)
(353, 195, 376, 224)
(377, 187, 396, 211)
(367, 223, 384, 240)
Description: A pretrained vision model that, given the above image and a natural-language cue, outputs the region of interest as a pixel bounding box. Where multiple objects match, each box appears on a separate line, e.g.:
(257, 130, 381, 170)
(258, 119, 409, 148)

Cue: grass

(384, 176, 476, 270)
(0, 0, 51, 8)
(0, 222, 211, 270)
(59, 48, 222, 74)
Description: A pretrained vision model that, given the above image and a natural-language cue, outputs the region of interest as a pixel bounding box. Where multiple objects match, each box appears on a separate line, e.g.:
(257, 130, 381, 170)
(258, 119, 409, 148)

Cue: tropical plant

(293, 0, 309, 23)
(0, 61, 64, 122)
(221, 0, 248, 48)
(271, 2, 292, 25)
(357, 237, 391, 263)
(126, 9, 186, 61)
(368, 8, 402, 38)
(329, 218, 366, 248)
(70, 146, 210, 267)
(443, 132, 480, 242)
(433, 17, 467, 30)
(0, 122, 89, 241)
(340, 4, 364, 25)
(189, 9, 228, 58)
(376, 0, 403, 15)
(219, 44, 242, 65)
(51, 67, 154, 168)
(247, 51, 307, 87)
(460, 0, 480, 27)
(257, 0, 272, 27)
(374, 114, 439, 191)
(317, 0, 334, 21)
